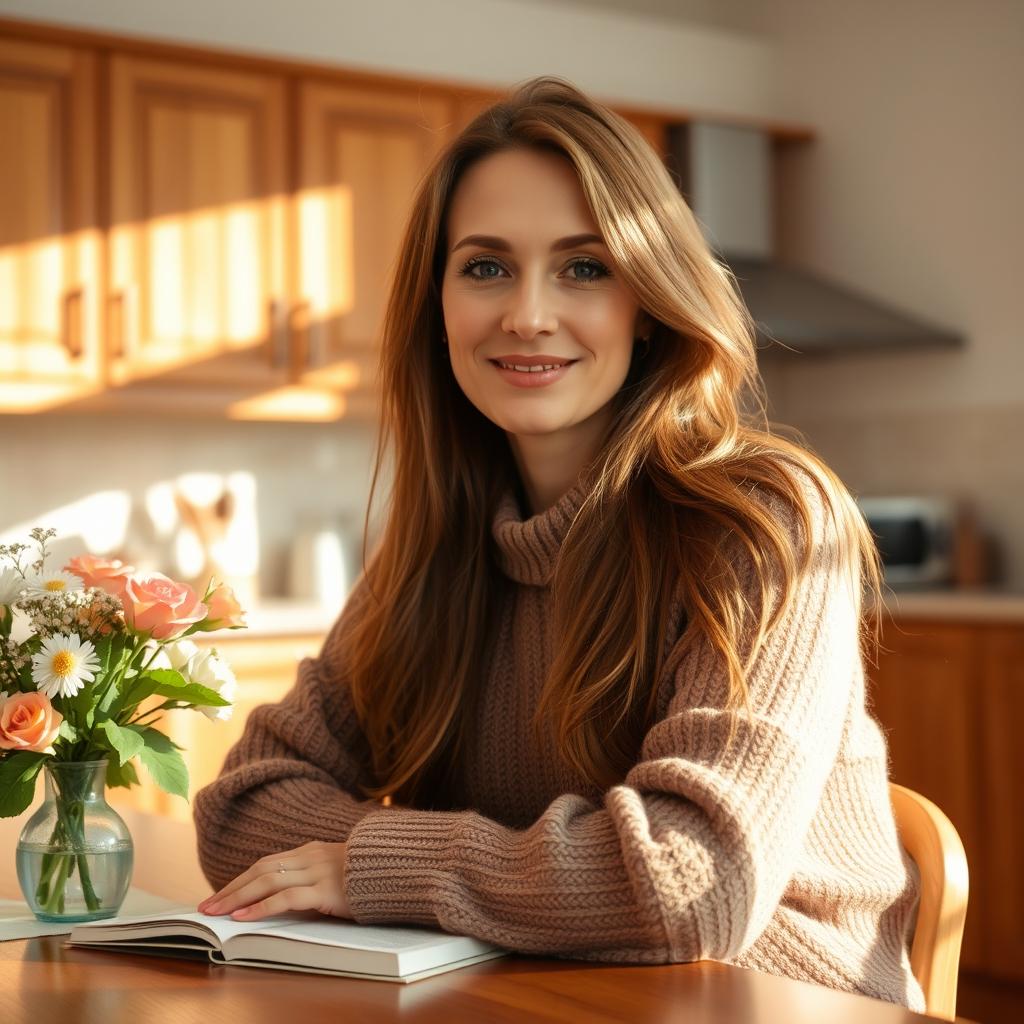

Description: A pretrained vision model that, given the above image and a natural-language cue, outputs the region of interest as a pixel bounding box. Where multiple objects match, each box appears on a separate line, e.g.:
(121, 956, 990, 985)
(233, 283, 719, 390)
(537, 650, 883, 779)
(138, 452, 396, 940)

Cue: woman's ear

(634, 311, 656, 340)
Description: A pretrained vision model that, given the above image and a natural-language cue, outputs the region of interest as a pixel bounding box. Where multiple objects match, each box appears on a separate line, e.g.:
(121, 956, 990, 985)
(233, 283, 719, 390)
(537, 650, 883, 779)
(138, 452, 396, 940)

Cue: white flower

(185, 648, 237, 722)
(31, 633, 101, 699)
(24, 572, 84, 599)
(162, 639, 200, 673)
(0, 568, 24, 606)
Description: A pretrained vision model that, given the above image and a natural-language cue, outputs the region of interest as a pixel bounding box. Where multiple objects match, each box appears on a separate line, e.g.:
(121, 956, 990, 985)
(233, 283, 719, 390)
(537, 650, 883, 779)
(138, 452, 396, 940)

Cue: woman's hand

(197, 841, 353, 922)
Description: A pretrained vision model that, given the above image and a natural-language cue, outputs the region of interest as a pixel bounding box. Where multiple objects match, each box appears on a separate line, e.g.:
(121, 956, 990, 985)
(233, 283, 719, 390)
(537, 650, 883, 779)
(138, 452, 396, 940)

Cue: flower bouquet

(0, 528, 246, 922)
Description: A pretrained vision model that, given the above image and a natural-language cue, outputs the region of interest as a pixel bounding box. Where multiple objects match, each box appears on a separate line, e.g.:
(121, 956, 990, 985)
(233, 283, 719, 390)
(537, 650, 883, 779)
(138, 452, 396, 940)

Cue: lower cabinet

(867, 617, 1024, 983)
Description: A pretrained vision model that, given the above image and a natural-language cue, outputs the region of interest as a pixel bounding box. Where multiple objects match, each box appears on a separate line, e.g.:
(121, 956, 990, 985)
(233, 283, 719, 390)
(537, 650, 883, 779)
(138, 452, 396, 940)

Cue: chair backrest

(889, 782, 969, 1021)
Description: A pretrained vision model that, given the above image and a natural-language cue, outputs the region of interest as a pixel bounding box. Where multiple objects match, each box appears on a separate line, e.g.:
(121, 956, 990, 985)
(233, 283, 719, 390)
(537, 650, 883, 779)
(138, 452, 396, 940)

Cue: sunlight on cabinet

(0, 38, 103, 410)
(106, 54, 288, 387)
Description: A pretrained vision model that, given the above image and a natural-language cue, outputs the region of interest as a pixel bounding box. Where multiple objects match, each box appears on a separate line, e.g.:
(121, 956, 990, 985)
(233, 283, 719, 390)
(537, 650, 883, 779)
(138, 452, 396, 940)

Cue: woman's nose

(501, 273, 559, 340)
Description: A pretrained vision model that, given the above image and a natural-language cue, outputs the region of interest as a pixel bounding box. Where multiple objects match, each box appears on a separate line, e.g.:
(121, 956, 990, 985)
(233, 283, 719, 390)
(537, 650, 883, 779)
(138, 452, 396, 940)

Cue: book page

(258, 917, 498, 955)
(70, 909, 305, 946)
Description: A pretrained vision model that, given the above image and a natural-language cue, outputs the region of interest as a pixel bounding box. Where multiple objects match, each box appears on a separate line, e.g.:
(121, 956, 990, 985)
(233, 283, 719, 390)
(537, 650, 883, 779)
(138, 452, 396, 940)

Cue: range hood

(667, 122, 962, 354)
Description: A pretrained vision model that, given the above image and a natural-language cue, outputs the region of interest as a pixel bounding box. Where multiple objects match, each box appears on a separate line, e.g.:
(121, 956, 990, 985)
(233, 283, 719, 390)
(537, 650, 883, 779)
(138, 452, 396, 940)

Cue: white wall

(755, 0, 1024, 586)
(0, 0, 780, 118)
(764, 0, 1023, 416)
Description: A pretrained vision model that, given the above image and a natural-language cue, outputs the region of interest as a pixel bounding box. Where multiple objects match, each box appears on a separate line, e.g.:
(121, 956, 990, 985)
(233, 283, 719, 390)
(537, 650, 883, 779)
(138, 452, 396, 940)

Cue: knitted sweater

(193, 477, 926, 1012)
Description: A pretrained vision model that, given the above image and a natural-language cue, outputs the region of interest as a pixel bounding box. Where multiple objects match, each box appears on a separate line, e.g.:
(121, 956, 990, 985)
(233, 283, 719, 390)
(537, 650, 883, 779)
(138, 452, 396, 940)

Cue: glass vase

(15, 759, 133, 923)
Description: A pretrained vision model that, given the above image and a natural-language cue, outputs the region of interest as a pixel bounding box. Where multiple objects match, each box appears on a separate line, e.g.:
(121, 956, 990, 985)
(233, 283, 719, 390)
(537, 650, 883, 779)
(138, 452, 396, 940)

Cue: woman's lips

(488, 357, 578, 388)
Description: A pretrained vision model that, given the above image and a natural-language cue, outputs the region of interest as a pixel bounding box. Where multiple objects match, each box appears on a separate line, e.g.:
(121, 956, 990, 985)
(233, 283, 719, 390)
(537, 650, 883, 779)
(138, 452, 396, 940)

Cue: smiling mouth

(489, 358, 578, 372)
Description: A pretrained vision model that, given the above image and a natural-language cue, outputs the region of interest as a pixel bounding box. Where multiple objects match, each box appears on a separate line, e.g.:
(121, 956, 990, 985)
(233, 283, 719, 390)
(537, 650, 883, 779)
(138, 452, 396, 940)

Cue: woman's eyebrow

(450, 233, 606, 254)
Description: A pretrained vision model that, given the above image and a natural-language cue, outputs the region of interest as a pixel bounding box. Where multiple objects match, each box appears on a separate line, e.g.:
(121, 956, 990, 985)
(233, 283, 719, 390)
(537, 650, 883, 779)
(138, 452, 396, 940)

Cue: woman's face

(440, 147, 647, 442)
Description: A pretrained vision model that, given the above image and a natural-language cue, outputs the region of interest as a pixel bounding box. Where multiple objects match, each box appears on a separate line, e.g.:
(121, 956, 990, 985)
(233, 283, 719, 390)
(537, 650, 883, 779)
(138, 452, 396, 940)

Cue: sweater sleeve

(193, 574, 383, 891)
(342, 482, 862, 962)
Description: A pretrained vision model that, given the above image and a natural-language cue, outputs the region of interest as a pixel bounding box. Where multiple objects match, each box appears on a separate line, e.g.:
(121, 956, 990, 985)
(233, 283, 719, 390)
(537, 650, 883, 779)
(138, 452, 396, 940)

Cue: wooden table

(0, 808, 971, 1023)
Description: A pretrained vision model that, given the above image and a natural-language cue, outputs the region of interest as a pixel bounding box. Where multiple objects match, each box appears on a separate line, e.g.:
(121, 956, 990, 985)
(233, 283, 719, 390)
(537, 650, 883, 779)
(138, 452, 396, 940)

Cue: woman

(194, 77, 925, 1011)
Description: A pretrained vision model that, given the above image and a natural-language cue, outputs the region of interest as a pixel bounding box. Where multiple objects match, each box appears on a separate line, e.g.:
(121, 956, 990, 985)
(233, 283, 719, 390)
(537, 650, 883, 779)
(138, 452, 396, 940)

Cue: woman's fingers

(231, 885, 318, 921)
(199, 852, 307, 913)
(197, 841, 351, 920)
(206, 867, 312, 917)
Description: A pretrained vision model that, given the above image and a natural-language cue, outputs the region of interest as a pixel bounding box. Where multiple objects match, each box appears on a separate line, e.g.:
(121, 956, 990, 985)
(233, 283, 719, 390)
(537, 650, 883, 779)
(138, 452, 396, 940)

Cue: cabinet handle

(266, 298, 287, 369)
(61, 288, 85, 360)
(289, 300, 310, 382)
(108, 286, 138, 360)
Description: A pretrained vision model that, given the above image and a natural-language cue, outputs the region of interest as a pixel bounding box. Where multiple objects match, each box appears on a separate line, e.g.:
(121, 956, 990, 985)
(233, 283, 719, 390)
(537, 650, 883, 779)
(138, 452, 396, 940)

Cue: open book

(68, 908, 507, 983)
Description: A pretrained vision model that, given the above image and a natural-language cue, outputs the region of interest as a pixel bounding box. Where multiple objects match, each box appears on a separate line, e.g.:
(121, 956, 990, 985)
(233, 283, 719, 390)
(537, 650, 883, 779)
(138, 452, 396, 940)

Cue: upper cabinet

(0, 19, 810, 419)
(0, 38, 103, 411)
(106, 55, 288, 387)
(292, 82, 454, 412)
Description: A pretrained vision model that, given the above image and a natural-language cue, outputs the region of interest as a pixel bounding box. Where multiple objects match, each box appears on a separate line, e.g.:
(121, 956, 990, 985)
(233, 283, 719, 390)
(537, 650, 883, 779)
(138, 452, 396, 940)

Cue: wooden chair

(889, 782, 969, 1021)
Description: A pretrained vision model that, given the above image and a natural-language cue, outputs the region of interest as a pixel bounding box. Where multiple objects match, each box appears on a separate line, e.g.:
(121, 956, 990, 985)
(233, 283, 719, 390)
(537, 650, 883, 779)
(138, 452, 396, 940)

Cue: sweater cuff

(344, 806, 468, 926)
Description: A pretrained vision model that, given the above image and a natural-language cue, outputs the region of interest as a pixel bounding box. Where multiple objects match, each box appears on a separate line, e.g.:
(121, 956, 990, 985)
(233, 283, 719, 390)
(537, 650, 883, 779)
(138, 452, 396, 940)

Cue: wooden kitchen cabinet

(0, 37, 104, 411)
(0, 17, 808, 418)
(979, 625, 1024, 978)
(291, 81, 455, 412)
(867, 616, 1024, 983)
(867, 621, 985, 971)
(105, 54, 289, 387)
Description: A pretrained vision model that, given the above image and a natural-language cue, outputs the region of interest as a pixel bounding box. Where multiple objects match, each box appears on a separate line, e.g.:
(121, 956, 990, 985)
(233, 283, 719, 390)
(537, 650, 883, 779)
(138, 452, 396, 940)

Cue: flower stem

(41, 776, 102, 914)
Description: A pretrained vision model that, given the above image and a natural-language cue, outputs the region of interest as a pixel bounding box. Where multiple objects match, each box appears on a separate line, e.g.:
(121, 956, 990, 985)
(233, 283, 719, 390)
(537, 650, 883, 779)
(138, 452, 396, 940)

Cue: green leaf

(147, 680, 230, 708)
(98, 719, 145, 767)
(133, 669, 230, 708)
(56, 718, 78, 744)
(0, 752, 47, 817)
(128, 726, 189, 801)
(105, 757, 139, 790)
(66, 679, 96, 726)
(141, 668, 189, 688)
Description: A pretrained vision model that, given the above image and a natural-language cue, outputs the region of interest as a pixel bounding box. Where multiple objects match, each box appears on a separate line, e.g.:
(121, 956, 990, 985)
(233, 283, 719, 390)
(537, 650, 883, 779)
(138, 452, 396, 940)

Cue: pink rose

(120, 573, 208, 641)
(64, 555, 135, 597)
(0, 691, 63, 754)
(202, 583, 247, 630)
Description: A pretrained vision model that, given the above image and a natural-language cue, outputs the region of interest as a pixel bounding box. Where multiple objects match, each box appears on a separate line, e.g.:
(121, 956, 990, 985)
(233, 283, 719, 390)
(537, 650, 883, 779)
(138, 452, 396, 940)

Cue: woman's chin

(494, 411, 575, 439)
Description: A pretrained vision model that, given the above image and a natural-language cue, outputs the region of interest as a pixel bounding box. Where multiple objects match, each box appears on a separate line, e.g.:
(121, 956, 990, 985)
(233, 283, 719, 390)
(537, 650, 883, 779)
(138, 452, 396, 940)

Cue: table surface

(0, 807, 972, 1024)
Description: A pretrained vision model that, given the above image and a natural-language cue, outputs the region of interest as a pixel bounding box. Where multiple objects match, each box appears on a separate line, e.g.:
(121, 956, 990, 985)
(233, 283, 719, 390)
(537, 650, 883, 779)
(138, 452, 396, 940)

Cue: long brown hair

(346, 76, 883, 805)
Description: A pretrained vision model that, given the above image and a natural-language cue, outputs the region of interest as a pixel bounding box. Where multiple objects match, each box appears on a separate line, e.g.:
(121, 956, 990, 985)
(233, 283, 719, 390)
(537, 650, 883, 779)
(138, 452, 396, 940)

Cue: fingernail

(204, 901, 223, 915)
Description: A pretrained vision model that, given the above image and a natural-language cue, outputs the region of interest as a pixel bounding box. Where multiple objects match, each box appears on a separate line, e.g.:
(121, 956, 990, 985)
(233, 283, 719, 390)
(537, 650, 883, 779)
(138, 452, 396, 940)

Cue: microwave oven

(856, 496, 961, 588)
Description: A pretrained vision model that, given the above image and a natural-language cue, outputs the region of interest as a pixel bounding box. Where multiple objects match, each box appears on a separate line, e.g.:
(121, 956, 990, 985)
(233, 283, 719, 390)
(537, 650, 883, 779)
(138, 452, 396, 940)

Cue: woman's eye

(460, 257, 507, 281)
(456, 256, 611, 285)
(566, 258, 611, 284)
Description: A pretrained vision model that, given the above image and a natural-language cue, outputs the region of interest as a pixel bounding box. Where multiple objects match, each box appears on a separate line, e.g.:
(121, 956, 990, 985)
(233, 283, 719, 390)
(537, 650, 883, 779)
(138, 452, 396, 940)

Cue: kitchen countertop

(226, 588, 1024, 640)
(875, 588, 1024, 623)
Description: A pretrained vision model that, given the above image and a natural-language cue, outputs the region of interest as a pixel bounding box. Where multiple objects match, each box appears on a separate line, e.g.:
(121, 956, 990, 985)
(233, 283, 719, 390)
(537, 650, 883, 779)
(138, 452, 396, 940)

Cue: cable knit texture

(193, 475, 925, 1012)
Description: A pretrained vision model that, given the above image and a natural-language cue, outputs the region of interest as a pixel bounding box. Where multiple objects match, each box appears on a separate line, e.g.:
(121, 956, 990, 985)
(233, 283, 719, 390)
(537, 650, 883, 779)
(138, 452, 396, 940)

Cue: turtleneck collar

(491, 478, 592, 586)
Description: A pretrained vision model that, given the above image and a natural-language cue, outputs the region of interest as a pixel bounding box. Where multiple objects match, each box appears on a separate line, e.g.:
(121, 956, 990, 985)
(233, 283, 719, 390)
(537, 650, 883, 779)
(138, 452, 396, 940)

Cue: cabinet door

(866, 620, 985, 972)
(106, 55, 288, 386)
(293, 82, 454, 413)
(980, 625, 1024, 979)
(0, 37, 102, 411)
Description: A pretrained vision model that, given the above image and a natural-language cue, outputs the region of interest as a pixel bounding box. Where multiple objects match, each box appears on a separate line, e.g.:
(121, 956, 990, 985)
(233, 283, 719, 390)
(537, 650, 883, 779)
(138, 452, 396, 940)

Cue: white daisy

(0, 568, 25, 606)
(31, 633, 101, 699)
(24, 572, 84, 599)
